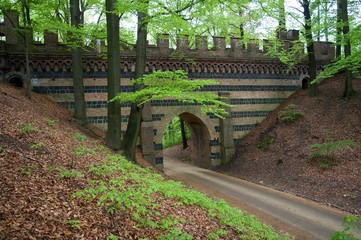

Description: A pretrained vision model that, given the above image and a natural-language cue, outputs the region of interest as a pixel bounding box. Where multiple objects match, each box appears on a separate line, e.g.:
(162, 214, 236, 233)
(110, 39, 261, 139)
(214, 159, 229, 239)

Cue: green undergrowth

(256, 134, 275, 151)
(278, 104, 304, 123)
(11, 113, 287, 239)
(72, 150, 289, 239)
(308, 139, 358, 169)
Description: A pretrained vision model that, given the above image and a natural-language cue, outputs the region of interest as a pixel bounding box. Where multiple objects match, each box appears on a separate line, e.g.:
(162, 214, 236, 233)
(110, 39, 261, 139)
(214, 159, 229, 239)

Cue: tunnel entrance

(162, 112, 211, 168)
(8, 75, 23, 88)
(302, 77, 310, 89)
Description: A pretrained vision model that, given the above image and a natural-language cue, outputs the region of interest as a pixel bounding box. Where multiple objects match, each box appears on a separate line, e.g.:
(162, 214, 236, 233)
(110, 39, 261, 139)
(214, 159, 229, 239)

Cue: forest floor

(0, 83, 283, 239)
(219, 75, 361, 215)
(168, 74, 361, 215)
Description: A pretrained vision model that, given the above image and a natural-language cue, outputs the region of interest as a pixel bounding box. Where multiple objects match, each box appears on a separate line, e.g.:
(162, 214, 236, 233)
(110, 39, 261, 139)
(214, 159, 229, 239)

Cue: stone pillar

(141, 102, 155, 165)
(247, 41, 259, 53)
(213, 36, 226, 51)
(157, 34, 169, 49)
(176, 35, 189, 51)
(196, 36, 208, 50)
(230, 37, 242, 51)
(44, 30, 58, 47)
(219, 92, 235, 164)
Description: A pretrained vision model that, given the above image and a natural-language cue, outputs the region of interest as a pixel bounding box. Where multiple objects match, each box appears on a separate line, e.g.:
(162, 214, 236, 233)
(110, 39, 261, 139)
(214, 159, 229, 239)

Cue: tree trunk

(121, 3, 148, 160)
(316, 4, 321, 41)
(323, 1, 329, 42)
(302, 0, 318, 96)
(336, 0, 342, 59)
(340, 0, 354, 98)
(70, 0, 87, 125)
(21, 0, 31, 99)
(238, 9, 246, 49)
(105, 0, 122, 150)
(180, 118, 188, 149)
(278, 0, 286, 32)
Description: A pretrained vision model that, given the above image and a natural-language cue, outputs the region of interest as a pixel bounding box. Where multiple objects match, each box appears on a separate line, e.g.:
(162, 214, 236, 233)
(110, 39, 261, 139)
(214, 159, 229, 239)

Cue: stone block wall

(25, 62, 302, 169)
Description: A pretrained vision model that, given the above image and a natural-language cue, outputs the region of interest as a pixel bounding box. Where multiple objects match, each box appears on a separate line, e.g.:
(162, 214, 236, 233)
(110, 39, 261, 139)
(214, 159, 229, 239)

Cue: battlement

(0, 11, 334, 62)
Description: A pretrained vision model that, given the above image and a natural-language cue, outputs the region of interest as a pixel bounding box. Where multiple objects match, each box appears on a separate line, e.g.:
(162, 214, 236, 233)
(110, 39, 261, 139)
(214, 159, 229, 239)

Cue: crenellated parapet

(0, 11, 335, 63)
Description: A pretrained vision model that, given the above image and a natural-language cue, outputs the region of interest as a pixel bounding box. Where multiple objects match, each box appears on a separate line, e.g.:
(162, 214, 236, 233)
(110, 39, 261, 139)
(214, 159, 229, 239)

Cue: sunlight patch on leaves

(110, 70, 232, 118)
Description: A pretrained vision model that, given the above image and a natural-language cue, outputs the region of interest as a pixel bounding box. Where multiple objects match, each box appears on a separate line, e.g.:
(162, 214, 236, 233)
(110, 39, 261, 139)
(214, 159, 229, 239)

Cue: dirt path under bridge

(162, 146, 361, 240)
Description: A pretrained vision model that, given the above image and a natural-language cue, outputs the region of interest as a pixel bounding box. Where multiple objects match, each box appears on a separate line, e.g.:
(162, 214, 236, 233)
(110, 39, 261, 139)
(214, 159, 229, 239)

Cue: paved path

(164, 158, 361, 240)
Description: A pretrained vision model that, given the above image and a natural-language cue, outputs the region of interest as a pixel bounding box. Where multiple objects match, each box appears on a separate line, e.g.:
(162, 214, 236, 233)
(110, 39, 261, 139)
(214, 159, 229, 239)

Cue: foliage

(56, 167, 84, 179)
(72, 133, 87, 142)
(313, 50, 361, 84)
(106, 234, 119, 240)
(44, 118, 57, 126)
(30, 141, 45, 149)
(278, 104, 304, 123)
(74, 145, 96, 157)
(72, 153, 288, 239)
(158, 227, 192, 240)
(111, 70, 232, 119)
(332, 215, 361, 240)
(308, 140, 358, 169)
(256, 134, 275, 151)
(312, 8, 361, 86)
(17, 164, 36, 176)
(163, 117, 190, 149)
(18, 122, 40, 134)
(208, 228, 228, 239)
(0, 147, 3, 153)
(263, 35, 306, 71)
(64, 219, 81, 229)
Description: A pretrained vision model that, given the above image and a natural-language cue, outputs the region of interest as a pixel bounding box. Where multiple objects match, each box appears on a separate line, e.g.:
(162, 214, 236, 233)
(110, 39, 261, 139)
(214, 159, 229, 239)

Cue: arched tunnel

(162, 112, 212, 169)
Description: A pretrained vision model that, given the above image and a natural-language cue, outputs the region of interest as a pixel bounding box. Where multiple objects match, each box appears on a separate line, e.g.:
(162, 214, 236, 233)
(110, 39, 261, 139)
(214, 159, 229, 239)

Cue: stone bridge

(0, 11, 335, 169)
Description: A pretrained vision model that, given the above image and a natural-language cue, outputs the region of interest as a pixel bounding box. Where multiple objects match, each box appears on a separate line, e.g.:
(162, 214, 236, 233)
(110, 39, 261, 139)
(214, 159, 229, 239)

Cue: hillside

(218, 75, 361, 215)
(0, 84, 286, 239)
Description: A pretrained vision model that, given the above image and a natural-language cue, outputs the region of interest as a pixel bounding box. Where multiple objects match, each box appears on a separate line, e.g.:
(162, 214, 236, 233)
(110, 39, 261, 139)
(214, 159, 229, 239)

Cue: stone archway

(8, 75, 23, 87)
(302, 77, 310, 89)
(178, 112, 211, 168)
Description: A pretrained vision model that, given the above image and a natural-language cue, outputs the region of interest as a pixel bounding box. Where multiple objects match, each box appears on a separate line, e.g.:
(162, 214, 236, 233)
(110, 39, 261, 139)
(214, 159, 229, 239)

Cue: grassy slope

(0, 83, 288, 239)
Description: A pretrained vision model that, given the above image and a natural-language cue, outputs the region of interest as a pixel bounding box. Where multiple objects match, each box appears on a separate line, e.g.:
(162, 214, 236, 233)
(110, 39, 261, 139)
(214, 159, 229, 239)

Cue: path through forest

(163, 148, 361, 240)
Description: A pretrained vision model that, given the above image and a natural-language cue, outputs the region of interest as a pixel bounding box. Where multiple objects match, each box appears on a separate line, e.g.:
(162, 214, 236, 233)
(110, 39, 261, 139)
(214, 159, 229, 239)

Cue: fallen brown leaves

(218, 75, 361, 214)
(0, 84, 241, 239)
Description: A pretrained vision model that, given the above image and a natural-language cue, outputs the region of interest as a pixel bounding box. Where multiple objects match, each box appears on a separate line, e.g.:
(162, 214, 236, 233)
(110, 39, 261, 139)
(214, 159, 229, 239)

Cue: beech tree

(70, 0, 87, 125)
(299, 0, 318, 96)
(20, 0, 31, 98)
(105, 0, 122, 150)
(313, 0, 360, 98)
(121, 0, 148, 160)
(340, 0, 354, 98)
(258, 0, 287, 33)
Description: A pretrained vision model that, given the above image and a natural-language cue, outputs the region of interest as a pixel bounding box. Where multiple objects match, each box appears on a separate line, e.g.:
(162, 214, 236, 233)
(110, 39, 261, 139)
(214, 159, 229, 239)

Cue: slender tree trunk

(341, 0, 354, 98)
(302, 0, 318, 96)
(21, 0, 31, 99)
(105, 0, 121, 150)
(238, 9, 246, 49)
(180, 118, 188, 149)
(70, 0, 87, 125)
(121, 2, 148, 160)
(278, 0, 286, 32)
(323, 1, 329, 42)
(316, 4, 321, 41)
(336, 0, 342, 59)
